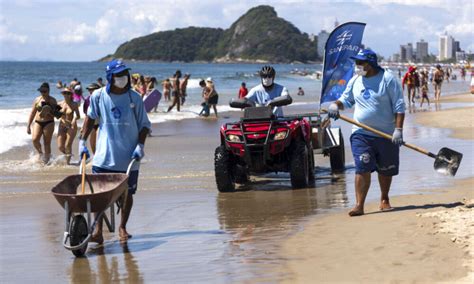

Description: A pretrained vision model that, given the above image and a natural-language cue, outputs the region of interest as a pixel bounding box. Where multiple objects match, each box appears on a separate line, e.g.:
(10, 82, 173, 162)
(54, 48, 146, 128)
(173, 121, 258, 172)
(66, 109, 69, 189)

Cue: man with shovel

(328, 49, 405, 217)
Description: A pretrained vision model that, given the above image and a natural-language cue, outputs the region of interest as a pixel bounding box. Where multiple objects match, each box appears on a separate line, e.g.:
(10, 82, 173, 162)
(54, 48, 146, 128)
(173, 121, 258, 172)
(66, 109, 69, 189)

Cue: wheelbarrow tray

(52, 173, 128, 213)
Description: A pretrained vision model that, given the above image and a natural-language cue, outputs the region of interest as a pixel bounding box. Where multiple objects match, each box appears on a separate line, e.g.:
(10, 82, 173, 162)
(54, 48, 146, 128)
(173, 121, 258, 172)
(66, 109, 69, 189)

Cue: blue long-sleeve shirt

(338, 69, 405, 137)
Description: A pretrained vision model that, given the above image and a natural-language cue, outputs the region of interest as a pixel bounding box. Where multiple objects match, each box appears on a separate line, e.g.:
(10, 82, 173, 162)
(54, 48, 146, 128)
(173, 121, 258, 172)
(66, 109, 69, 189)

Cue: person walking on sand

(205, 77, 219, 118)
(238, 82, 248, 99)
(167, 70, 182, 112)
(245, 65, 289, 117)
(78, 59, 151, 242)
(402, 66, 417, 104)
(27, 82, 60, 164)
(57, 87, 80, 164)
(180, 73, 190, 105)
(433, 64, 444, 101)
(327, 49, 405, 217)
(162, 78, 171, 101)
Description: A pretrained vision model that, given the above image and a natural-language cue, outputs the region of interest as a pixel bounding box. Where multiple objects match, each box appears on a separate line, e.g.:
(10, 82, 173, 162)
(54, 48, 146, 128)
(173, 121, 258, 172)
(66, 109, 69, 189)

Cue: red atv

(214, 95, 345, 192)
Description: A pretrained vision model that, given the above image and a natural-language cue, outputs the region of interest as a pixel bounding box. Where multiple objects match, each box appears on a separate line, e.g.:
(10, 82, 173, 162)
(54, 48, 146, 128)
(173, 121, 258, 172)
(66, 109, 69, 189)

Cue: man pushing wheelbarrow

(78, 59, 151, 242)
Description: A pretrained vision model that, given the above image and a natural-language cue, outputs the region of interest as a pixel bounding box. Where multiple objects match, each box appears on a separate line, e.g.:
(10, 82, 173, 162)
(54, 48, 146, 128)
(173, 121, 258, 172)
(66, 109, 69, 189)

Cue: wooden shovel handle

(81, 153, 87, 194)
(337, 114, 434, 157)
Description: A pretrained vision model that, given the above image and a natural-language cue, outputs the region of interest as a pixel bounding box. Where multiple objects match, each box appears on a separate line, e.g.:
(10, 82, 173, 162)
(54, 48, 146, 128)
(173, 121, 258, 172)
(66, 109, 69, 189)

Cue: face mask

(355, 65, 367, 76)
(262, 77, 273, 87)
(114, 76, 129, 88)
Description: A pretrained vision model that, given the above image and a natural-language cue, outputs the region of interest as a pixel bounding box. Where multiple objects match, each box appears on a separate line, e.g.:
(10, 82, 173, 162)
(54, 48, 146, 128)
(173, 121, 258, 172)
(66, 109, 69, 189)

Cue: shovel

(332, 113, 463, 177)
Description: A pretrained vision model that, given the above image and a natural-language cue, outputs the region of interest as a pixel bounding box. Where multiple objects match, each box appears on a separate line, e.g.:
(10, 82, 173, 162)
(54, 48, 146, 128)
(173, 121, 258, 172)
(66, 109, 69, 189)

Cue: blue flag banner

(320, 22, 366, 104)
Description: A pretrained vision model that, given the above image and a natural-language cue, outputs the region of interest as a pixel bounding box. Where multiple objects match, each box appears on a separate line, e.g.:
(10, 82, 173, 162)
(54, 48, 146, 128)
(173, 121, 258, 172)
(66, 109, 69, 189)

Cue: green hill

(107, 5, 317, 63)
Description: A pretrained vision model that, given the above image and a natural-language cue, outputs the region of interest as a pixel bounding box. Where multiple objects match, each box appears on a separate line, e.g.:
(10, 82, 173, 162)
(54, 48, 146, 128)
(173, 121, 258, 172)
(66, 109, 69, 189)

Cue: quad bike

(214, 95, 345, 192)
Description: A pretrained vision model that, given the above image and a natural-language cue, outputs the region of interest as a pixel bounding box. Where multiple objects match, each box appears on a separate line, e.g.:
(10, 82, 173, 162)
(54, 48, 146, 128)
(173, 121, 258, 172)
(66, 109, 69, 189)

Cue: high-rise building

(416, 39, 428, 62)
(400, 43, 414, 62)
(317, 30, 329, 59)
(453, 41, 461, 58)
(439, 33, 454, 60)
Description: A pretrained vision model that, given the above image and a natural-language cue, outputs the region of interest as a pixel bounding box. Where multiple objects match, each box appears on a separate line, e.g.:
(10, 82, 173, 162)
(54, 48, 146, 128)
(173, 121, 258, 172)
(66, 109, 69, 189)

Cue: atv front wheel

(214, 146, 236, 192)
(290, 140, 309, 189)
(329, 130, 345, 173)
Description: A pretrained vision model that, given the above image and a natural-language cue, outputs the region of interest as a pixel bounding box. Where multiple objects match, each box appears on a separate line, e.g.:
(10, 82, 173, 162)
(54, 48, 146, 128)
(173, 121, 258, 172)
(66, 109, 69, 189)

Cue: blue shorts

(350, 132, 399, 176)
(92, 166, 139, 195)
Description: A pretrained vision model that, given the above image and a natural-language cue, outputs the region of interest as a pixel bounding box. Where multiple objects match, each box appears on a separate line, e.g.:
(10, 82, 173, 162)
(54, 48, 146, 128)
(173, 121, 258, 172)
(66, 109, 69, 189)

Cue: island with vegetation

(101, 5, 318, 63)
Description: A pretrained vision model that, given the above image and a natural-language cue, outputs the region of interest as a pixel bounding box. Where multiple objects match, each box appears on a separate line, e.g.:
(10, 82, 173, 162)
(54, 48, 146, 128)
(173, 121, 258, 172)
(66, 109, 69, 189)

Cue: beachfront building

(416, 39, 428, 62)
(317, 30, 329, 59)
(439, 33, 455, 60)
(400, 43, 414, 62)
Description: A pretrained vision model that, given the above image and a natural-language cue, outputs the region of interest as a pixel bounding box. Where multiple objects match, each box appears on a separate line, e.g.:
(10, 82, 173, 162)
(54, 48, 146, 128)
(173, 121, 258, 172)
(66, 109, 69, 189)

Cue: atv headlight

(227, 134, 241, 142)
(274, 131, 288, 140)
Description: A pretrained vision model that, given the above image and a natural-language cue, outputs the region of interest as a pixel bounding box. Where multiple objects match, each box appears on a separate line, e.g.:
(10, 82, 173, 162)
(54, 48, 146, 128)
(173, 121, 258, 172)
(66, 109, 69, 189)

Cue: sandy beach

(281, 93, 474, 283)
(1, 85, 473, 282)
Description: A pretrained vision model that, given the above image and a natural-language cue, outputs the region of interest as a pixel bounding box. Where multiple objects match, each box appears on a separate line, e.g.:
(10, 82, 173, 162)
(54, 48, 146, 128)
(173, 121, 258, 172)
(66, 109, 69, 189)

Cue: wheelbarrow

(51, 158, 137, 257)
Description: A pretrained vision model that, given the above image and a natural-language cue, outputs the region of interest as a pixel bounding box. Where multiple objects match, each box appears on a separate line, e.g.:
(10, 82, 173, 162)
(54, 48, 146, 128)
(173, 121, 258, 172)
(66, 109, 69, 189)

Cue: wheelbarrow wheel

(70, 215, 88, 257)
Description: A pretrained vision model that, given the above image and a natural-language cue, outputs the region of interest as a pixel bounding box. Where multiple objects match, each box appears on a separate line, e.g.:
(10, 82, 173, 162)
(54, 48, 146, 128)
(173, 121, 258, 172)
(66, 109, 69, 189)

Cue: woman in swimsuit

(27, 82, 59, 164)
(57, 87, 81, 164)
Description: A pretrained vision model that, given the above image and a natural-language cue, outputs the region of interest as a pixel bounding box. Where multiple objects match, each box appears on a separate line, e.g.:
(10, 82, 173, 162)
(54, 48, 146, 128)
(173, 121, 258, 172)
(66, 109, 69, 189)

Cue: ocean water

(0, 61, 469, 155)
(0, 61, 322, 154)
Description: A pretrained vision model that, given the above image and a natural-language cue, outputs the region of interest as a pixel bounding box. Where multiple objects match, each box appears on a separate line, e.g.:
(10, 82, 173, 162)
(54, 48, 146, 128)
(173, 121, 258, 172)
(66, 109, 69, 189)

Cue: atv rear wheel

(214, 145, 236, 192)
(329, 130, 345, 173)
(290, 140, 309, 189)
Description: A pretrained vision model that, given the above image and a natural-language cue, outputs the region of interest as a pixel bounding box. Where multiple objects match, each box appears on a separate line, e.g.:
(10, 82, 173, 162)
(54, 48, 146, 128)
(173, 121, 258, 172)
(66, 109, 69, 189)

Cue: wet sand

(281, 93, 474, 283)
(1, 83, 473, 282)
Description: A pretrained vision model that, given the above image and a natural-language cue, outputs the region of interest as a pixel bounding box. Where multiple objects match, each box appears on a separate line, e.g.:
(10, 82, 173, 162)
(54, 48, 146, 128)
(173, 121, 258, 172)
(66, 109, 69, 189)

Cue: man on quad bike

(245, 65, 289, 117)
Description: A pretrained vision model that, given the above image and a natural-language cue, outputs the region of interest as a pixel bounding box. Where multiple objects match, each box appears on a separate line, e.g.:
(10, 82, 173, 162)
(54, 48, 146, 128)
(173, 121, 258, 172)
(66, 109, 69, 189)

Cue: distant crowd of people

(400, 64, 468, 108)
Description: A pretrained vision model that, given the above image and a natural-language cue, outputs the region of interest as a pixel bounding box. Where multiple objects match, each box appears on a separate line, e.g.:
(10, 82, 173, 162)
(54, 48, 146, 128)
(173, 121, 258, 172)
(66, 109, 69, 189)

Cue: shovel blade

(434, 147, 463, 177)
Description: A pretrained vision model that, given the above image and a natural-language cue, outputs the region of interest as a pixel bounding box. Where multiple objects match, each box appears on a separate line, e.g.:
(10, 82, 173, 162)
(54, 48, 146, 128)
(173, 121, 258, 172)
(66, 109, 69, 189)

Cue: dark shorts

(92, 166, 139, 195)
(350, 132, 399, 176)
(208, 95, 218, 105)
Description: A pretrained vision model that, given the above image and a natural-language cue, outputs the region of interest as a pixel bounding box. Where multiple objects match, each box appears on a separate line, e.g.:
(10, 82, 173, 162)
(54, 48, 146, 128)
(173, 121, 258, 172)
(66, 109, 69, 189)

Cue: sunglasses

(261, 74, 273, 78)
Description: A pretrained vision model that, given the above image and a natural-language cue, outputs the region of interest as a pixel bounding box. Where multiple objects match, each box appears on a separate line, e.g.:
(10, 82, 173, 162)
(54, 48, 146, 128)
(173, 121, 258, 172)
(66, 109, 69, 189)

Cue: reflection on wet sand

(214, 170, 349, 280)
(69, 242, 143, 283)
(216, 169, 349, 238)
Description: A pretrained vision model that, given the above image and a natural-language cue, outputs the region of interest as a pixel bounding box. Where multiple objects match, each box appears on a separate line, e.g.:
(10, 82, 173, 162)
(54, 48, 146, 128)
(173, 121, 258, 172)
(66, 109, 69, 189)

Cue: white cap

(206, 77, 212, 82)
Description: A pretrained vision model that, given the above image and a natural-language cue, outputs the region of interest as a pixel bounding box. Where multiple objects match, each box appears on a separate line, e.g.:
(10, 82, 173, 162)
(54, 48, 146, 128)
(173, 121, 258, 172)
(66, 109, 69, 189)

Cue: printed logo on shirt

(361, 88, 371, 100)
(111, 107, 122, 119)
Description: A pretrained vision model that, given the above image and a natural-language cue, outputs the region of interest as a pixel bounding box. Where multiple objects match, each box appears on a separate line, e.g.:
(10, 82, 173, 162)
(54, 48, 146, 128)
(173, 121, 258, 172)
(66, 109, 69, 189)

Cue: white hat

(206, 77, 212, 82)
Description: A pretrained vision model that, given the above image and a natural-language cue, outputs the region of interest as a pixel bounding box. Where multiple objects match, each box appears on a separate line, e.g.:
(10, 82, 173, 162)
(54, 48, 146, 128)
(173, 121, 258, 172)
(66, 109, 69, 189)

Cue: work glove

(392, 128, 404, 146)
(328, 103, 340, 120)
(78, 139, 90, 160)
(132, 143, 145, 161)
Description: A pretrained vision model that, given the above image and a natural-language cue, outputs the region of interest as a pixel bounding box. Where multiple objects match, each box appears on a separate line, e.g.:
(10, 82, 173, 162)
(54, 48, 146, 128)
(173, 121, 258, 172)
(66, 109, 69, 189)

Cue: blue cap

(351, 48, 378, 67)
(106, 59, 130, 75)
(105, 59, 131, 93)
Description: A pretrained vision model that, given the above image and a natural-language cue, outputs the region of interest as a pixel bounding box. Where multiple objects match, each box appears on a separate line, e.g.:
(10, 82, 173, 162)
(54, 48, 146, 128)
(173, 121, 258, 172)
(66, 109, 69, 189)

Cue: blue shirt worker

(245, 65, 289, 117)
(78, 59, 151, 243)
(328, 48, 405, 217)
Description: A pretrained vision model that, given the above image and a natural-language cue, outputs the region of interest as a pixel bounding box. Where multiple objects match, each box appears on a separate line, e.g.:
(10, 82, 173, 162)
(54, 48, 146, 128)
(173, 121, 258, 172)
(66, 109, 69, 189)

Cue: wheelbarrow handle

(126, 158, 139, 176)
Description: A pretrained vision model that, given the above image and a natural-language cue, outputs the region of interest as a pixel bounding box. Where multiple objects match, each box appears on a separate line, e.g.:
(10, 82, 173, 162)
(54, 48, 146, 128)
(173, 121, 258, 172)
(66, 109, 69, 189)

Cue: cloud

(0, 16, 28, 44)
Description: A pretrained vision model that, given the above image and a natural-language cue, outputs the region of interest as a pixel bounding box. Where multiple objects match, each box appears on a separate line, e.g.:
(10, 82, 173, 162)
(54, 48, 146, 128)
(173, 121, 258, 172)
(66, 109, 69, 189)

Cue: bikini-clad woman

(27, 82, 59, 164)
(57, 87, 80, 164)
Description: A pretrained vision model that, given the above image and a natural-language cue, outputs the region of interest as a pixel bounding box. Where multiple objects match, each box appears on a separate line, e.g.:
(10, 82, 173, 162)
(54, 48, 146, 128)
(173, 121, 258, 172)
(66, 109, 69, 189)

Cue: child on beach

(57, 87, 80, 164)
(199, 79, 210, 117)
(419, 71, 430, 108)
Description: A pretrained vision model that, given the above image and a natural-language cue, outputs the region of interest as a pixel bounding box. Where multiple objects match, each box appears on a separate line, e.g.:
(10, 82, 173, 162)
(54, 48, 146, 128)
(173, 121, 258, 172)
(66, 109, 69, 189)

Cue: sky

(0, 0, 473, 61)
